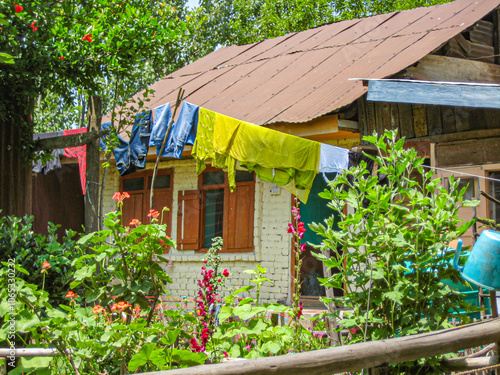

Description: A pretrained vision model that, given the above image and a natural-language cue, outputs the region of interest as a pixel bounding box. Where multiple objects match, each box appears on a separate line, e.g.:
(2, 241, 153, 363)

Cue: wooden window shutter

(226, 183, 254, 251)
(122, 193, 144, 226)
(177, 190, 201, 250)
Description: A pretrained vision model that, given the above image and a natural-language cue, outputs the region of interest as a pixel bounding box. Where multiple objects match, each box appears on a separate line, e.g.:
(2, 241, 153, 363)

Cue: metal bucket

(453, 230, 500, 291)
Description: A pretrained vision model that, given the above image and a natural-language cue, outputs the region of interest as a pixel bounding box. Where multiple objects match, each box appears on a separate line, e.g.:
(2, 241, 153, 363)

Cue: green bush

(311, 131, 481, 374)
(0, 213, 77, 307)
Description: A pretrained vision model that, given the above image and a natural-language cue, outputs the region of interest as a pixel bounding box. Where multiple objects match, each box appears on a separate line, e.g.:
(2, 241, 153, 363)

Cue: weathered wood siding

(358, 95, 500, 142)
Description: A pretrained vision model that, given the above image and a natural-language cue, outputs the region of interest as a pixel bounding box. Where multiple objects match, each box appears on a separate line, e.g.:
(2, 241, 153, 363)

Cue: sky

(186, 0, 199, 9)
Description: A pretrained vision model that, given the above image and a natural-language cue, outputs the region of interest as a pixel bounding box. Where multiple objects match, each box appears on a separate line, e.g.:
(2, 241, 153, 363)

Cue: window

(445, 177, 478, 200)
(120, 169, 173, 236)
(489, 171, 500, 224)
(177, 169, 254, 252)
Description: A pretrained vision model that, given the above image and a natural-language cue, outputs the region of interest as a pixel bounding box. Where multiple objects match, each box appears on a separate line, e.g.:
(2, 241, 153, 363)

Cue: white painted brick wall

(100, 158, 293, 304)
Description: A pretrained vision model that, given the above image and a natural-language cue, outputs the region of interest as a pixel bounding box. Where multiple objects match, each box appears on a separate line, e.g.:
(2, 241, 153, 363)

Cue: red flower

(147, 209, 159, 219)
(65, 291, 78, 299)
(14, 3, 23, 13)
(82, 33, 93, 43)
(112, 191, 130, 202)
(42, 261, 51, 269)
(286, 223, 296, 235)
(110, 301, 131, 312)
(59, 56, 65, 60)
(30, 21, 37, 31)
(222, 269, 229, 277)
(92, 305, 105, 314)
(129, 218, 140, 227)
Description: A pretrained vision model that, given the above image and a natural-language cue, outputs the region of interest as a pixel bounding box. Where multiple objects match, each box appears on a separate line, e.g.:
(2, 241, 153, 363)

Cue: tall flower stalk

(191, 237, 228, 361)
(287, 197, 306, 350)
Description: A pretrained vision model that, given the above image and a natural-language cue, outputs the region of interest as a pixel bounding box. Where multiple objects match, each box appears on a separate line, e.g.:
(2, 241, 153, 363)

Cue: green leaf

(171, 348, 207, 366)
(0, 52, 15, 64)
(383, 290, 404, 303)
(73, 265, 96, 281)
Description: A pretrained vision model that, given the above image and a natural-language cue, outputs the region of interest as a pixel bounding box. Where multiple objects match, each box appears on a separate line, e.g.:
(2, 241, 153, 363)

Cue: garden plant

(311, 130, 482, 374)
(0, 131, 484, 374)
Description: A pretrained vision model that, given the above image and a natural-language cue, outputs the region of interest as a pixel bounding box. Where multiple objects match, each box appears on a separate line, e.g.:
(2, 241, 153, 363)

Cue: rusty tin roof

(130, 0, 500, 125)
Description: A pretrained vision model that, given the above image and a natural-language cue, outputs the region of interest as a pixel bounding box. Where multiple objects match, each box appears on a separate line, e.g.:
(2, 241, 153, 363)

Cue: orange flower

(112, 192, 131, 202)
(42, 261, 51, 269)
(65, 291, 78, 299)
(147, 209, 159, 219)
(110, 301, 132, 312)
(92, 305, 105, 314)
(129, 218, 140, 227)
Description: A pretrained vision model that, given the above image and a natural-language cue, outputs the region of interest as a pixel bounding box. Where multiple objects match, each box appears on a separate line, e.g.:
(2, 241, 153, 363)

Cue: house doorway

(295, 173, 343, 308)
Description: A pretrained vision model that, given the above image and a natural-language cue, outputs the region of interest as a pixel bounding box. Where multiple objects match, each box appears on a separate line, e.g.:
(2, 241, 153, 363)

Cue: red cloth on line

(63, 128, 87, 195)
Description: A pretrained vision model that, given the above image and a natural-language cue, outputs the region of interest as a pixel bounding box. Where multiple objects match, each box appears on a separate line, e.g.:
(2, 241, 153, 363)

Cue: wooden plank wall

(358, 95, 500, 142)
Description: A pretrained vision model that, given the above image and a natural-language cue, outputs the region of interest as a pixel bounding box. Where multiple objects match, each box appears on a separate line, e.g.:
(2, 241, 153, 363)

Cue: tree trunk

(0, 102, 33, 218)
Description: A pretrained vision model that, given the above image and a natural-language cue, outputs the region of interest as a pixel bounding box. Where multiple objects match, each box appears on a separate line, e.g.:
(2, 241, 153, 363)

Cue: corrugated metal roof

(129, 0, 500, 125)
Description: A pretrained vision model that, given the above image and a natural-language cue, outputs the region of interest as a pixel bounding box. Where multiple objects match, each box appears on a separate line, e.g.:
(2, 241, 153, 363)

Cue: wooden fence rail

(133, 318, 500, 375)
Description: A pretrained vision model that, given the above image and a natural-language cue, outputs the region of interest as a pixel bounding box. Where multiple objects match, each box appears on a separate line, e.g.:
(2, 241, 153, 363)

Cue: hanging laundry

(194, 109, 320, 203)
(148, 102, 199, 158)
(32, 149, 62, 174)
(191, 107, 227, 174)
(100, 110, 152, 176)
(161, 102, 198, 158)
(319, 143, 350, 183)
(348, 150, 375, 173)
(319, 144, 350, 173)
(149, 103, 172, 151)
(63, 128, 87, 195)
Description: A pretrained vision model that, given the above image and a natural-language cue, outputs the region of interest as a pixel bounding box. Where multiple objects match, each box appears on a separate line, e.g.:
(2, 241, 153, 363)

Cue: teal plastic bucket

(454, 230, 500, 291)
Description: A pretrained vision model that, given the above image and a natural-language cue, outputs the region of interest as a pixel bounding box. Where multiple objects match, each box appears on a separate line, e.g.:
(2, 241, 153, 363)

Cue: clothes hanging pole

(149, 87, 185, 215)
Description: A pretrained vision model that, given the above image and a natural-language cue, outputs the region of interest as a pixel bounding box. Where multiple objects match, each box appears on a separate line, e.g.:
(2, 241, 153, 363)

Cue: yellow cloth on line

(193, 108, 320, 203)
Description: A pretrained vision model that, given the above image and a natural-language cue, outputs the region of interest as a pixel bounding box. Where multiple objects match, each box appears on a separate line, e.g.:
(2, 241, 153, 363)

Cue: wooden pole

(131, 318, 500, 375)
(149, 88, 185, 213)
(85, 95, 102, 234)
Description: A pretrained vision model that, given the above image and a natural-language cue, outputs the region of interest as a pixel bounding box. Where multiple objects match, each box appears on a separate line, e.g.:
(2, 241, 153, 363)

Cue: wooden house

(99, 0, 500, 306)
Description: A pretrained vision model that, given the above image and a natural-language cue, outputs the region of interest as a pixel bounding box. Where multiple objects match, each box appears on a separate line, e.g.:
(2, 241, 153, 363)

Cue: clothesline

(100, 100, 500, 202)
(423, 164, 500, 184)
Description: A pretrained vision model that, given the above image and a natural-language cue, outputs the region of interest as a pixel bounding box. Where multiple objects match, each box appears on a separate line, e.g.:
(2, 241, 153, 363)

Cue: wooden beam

(442, 355, 498, 372)
(34, 129, 110, 151)
(134, 318, 500, 375)
(408, 127, 500, 143)
(367, 79, 500, 110)
(435, 136, 500, 167)
(264, 115, 359, 142)
(397, 54, 500, 84)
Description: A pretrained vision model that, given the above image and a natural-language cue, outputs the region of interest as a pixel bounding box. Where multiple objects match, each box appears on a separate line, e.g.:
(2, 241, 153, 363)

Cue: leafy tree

(0, 0, 188, 138)
(186, 0, 453, 50)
